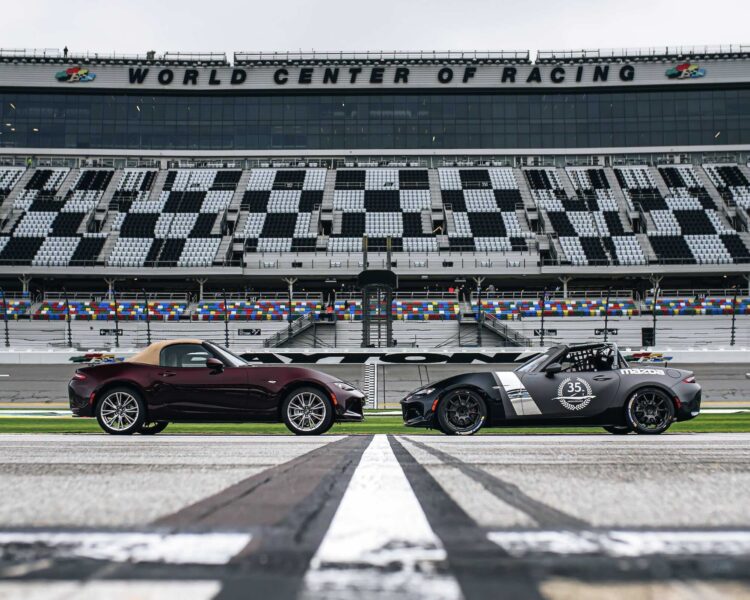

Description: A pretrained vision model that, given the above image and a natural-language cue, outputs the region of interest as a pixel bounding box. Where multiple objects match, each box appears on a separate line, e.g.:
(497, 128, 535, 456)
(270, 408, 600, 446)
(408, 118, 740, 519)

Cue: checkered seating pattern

(329, 169, 436, 252)
(645, 297, 750, 316)
(241, 169, 323, 253)
(109, 169, 240, 267)
(0, 168, 108, 266)
(480, 298, 639, 319)
(0, 167, 24, 201)
(0, 297, 31, 318)
(526, 167, 611, 266)
(566, 167, 646, 266)
(704, 164, 750, 210)
(33, 300, 187, 320)
(439, 167, 531, 252)
(656, 165, 748, 264)
(110, 169, 157, 211)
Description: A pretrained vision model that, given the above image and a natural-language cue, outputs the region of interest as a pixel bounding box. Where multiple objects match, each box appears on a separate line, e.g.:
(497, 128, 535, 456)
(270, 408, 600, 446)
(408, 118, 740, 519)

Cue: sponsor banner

(240, 351, 531, 364)
(0, 59, 742, 92)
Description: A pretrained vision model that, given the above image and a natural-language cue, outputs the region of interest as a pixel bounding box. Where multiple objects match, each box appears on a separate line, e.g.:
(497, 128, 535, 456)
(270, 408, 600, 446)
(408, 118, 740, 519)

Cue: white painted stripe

(0, 532, 251, 565)
(493, 371, 542, 416)
(301, 434, 463, 600)
(0, 581, 221, 600)
(488, 530, 750, 557)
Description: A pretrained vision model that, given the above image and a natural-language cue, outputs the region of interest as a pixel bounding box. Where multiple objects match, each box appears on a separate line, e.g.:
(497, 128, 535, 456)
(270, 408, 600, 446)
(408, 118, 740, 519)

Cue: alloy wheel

(100, 391, 140, 432)
(287, 391, 327, 432)
(445, 391, 482, 429)
(631, 390, 671, 431)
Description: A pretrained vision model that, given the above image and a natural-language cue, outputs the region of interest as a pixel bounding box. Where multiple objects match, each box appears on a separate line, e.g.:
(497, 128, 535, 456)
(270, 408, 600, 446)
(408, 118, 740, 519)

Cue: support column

(282, 277, 297, 327)
(195, 277, 208, 300)
(559, 276, 572, 299)
(104, 278, 117, 300)
(18, 275, 31, 294)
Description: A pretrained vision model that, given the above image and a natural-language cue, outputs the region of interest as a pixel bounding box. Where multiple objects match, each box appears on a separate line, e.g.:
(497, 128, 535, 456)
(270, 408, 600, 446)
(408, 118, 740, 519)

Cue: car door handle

(159, 371, 177, 378)
(593, 375, 613, 381)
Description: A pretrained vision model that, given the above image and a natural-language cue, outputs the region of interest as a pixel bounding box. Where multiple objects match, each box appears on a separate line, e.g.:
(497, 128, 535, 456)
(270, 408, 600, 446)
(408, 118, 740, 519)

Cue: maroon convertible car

(69, 339, 365, 435)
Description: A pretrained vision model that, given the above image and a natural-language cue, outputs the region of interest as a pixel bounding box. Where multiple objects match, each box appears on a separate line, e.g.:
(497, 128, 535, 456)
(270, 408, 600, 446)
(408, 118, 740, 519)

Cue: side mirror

(544, 362, 562, 377)
(206, 357, 224, 372)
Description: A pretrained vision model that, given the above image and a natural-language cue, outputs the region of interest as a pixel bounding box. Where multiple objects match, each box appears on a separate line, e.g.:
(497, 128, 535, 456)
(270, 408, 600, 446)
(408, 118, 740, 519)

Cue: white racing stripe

(493, 371, 542, 416)
(0, 532, 251, 565)
(301, 434, 463, 600)
(488, 530, 750, 557)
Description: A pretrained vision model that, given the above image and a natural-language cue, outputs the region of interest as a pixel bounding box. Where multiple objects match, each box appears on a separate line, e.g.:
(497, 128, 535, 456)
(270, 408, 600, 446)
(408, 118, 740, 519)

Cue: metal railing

(536, 45, 750, 62)
(482, 312, 533, 347)
(234, 50, 530, 64)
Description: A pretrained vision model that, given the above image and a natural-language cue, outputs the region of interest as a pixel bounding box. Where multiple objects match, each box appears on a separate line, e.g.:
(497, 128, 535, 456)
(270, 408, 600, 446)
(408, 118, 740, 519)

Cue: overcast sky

(3, 0, 748, 59)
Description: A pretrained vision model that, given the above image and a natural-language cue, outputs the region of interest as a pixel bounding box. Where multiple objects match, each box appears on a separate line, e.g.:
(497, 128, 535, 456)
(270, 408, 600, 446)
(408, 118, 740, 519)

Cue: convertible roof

(125, 339, 203, 366)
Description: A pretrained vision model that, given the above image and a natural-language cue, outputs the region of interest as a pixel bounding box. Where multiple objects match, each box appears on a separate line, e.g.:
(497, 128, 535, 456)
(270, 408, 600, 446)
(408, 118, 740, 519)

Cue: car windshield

(205, 342, 248, 367)
(515, 350, 553, 373)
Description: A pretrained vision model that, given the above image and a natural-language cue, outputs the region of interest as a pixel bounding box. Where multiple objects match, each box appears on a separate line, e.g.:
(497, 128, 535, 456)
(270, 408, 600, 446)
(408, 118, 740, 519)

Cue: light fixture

(32, 128, 39, 132)
(4, 123, 10, 127)
(9, 103, 15, 110)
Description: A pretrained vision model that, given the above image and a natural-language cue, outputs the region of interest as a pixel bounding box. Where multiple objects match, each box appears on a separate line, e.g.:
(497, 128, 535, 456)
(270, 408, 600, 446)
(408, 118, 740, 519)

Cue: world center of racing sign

(0, 60, 744, 91)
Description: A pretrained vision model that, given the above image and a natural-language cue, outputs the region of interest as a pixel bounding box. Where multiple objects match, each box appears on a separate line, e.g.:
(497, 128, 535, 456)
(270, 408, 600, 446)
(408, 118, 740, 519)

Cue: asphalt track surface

(0, 434, 749, 599)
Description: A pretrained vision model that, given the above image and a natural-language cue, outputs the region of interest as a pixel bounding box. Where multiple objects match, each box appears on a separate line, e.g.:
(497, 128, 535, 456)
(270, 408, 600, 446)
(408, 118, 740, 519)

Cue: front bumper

(334, 390, 365, 422)
(400, 393, 438, 428)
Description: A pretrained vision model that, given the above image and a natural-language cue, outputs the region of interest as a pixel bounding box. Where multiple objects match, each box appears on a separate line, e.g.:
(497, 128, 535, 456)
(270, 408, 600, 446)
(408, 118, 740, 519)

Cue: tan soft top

(125, 339, 204, 366)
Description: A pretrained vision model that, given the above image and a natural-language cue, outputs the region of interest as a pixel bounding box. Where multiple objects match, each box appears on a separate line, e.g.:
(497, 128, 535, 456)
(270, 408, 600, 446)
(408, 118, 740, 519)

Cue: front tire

(436, 389, 487, 436)
(603, 425, 632, 435)
(625, 387, 675, 435)
(96, 387, 146, 435)
(282, 387, 334, 436)
(138, 421, 169, 435)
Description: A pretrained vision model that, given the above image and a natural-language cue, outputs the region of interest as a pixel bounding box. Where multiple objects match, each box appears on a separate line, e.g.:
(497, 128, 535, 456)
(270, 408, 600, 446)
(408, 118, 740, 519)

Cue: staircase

(739, 164, 750, 185)
(696, 165, 735, 218)
(229, 169, 251, 211)
(427, 169, 443, 210)
(603, 167, 635, 222)
(149, 169, 170, 201)
(443, 206, 456, 236)
(636, 233, 658, 263)
(332, 211, 343, 235)
(481, 314, 532, 347)
(420, 210, 433, 235)
(55, 168, 80, 200)
(95, 168, 123, 213)
(649, 167, 672, 199)
(557, 167, 578, 199)
(97, 230, 119, 264)
(309, 206, 322, 236)
(212, 236, 234, 266)
(514, 168, 537, 211)
(0, 167, 35, 218)
(321, 169, 335, 210)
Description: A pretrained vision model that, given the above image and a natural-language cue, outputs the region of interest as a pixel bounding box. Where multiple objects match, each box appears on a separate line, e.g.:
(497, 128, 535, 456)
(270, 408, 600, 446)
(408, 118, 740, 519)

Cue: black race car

(401, 342, 701, 435)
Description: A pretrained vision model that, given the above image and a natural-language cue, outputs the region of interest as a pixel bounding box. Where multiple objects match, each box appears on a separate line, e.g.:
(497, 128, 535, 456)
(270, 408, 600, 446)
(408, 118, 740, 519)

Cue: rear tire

(603, 425, 632, 435)
(625, 387, 675, 435)
(96, 387, 145, 435)
(282, 387, 334, 436)
(436, 389, 487, 436)
(138, 421, 169, 435)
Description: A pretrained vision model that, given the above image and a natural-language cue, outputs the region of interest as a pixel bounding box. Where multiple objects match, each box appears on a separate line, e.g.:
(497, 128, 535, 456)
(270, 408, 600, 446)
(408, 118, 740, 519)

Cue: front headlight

(334, 382, 357, 392)
(411, 387, 435, 396)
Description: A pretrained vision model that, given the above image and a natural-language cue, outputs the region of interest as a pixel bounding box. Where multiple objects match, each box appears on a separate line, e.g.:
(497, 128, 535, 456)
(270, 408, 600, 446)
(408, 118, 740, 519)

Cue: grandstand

(1, 46, 750, 349)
